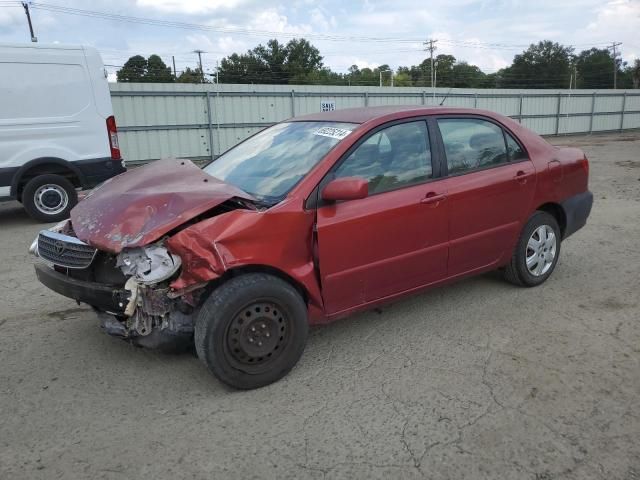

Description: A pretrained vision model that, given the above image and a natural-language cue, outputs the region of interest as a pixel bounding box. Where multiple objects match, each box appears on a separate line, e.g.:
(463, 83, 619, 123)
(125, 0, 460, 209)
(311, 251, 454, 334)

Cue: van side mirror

(321, 177, 368, 202)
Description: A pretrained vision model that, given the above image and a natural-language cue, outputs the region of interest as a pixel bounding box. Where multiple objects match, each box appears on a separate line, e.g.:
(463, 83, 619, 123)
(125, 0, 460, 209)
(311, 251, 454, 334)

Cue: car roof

(289, 105, 499, 124)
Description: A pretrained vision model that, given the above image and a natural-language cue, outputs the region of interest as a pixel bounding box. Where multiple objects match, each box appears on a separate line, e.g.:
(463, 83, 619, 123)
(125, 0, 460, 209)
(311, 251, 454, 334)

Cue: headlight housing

(116, 244, 181, 285)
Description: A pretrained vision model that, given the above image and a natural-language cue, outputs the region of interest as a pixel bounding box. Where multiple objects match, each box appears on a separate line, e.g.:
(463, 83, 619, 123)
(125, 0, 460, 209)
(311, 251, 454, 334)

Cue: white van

(0, 43, 125, 222)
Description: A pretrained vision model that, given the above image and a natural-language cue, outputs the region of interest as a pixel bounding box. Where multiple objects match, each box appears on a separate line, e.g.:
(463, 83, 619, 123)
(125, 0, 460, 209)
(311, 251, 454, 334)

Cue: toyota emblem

(54, 240, 66, 256)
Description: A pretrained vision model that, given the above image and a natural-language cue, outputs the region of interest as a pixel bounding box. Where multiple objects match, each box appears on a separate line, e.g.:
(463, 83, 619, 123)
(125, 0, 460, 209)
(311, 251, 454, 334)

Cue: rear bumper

(34, 263, 128, 314)
(561, 190, 593, 239)
(75, 157, 126, 189)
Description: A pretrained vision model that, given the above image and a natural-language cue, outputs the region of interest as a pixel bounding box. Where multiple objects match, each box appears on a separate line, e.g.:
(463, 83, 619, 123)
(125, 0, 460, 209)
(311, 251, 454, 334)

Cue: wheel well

(537, 202, 566, 238)
(16, 163, 81, 200)
(204, 265, 310, 306)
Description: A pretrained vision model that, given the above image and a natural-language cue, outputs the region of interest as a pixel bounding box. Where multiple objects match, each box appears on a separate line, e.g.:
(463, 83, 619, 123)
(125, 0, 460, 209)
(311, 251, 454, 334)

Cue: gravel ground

(0, 132, 639, 480)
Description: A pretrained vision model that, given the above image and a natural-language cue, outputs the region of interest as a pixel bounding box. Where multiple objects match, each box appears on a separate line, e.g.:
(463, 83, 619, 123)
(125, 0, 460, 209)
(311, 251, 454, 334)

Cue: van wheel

(22, 174, 78, 223)
(195, 273, 308, 390)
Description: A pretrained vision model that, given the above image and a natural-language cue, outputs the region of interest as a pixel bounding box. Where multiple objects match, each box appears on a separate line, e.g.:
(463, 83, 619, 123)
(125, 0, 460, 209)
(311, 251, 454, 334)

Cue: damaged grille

(37, 230, 97, 269)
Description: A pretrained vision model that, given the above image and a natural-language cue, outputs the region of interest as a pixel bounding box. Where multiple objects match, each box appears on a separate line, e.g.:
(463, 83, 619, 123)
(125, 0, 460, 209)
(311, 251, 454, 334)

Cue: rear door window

(437, 118, 508, 175)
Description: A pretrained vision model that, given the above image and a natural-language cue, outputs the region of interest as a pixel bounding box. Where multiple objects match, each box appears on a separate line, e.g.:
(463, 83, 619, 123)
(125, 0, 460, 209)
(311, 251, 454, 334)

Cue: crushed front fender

(166, 200, 325, 321)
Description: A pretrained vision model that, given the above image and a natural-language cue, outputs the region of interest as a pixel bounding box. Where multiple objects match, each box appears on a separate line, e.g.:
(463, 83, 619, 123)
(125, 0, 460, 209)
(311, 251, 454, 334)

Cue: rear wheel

(22, 174, 78, 223)
(195, 273, 308, 389)
(504, 211, 561, 287)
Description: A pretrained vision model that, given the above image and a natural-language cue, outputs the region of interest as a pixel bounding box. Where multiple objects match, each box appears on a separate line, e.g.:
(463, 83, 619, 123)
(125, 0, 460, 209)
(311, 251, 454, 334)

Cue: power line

(27, 2, 426, 44)
(25, 2, 621, 53)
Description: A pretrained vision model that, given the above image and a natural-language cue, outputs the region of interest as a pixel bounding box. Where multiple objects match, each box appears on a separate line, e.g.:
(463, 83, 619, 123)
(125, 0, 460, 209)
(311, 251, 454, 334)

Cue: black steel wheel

(195, 273, 308, 389)
(226, 301, 291, 373)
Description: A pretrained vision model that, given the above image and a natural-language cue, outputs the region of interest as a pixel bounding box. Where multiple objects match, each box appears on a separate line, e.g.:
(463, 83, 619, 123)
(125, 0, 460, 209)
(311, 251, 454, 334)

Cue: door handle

(421, 192, 447, 205)
(514, 170, 532, 184)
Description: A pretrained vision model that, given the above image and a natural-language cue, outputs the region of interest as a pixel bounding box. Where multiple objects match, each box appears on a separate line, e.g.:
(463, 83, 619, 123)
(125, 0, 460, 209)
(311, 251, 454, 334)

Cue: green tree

(434, 54, 456, 86)
(286, 38, 323, 82)
(575, 48, 615, 88)
(219, 38, 324, 84)
(146, 54, 173, 82)
(116, 55, 147, 82)
(394, 71, 412, 86)
(631, 59, 640, 88)
(177, 67, 205, 83)
(500, 40, 574, 88)
(451, 62, 487, 88)
(116, 54, 174, 83)
(218, 52, 267, 83)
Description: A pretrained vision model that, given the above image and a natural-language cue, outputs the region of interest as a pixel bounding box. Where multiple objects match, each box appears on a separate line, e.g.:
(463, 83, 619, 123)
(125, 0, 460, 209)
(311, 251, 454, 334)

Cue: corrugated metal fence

(110, 83, 640, 165)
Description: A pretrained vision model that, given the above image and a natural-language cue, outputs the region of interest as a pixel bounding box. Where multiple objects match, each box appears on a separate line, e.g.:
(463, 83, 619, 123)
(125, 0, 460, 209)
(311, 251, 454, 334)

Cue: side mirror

(321, 177, 368, 202)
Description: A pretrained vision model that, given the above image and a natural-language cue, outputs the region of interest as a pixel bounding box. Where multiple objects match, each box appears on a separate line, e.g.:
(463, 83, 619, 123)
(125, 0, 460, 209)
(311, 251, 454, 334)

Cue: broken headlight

(116, 243, 182, 285)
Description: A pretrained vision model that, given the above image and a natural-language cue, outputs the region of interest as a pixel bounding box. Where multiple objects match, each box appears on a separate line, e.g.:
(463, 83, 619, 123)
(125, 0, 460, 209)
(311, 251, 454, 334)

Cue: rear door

(315, 119, 449, 315)
(433, 116, 536, 277)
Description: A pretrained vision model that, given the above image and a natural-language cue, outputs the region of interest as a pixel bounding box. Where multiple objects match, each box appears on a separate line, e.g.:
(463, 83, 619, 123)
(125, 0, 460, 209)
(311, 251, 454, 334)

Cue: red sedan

(31, 106, 593, 389)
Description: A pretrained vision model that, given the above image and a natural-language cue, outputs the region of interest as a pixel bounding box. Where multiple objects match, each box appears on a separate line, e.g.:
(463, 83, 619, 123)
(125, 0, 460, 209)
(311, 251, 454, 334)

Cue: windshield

(204, 121, 356, 203)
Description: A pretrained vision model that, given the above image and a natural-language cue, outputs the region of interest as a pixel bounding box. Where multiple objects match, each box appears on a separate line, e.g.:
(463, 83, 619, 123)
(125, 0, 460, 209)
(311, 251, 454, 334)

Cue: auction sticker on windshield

(314, 126, 353, 140)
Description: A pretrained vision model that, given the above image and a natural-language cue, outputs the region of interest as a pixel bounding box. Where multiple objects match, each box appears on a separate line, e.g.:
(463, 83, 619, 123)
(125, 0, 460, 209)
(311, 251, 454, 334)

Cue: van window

(0, 63, 91, 120)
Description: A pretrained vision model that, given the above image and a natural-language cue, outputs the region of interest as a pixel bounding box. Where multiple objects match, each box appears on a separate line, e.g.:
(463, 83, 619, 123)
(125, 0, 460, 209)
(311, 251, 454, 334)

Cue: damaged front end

(31, 220, 206, 351)
(109, 244, 199, 350)
(30, 158, 268, 350)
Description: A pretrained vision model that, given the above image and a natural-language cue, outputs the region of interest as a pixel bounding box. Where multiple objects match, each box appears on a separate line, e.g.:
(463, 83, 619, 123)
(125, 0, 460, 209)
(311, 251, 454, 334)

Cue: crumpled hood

(71, 158, 254, 253)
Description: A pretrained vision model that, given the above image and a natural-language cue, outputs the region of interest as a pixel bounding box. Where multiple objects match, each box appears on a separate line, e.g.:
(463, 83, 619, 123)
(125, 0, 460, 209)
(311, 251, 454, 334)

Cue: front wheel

(504, 211, 561, 287)
(22, 174, 78, 223)
(195, 273, 308, 389)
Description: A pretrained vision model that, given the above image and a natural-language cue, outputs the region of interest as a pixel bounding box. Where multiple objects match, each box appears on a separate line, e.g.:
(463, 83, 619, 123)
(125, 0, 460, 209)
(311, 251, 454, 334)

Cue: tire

(504, 211, 561, 287)
(22, 174, 78, 223)
(195, 273, 308, 390)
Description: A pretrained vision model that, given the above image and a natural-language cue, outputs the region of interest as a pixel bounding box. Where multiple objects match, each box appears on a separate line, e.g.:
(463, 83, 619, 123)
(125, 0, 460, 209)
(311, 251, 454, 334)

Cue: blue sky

(1, 0, 638, 80)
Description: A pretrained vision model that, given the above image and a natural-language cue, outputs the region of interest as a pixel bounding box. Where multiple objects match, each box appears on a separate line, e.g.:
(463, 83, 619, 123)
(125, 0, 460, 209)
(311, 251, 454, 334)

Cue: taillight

(580, 155, 589, 176)
(106, 115, 121, 160)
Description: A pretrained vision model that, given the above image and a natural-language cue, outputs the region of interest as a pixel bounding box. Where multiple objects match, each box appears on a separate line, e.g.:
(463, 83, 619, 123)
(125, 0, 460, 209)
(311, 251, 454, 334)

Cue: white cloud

(247, 9, 312, 35)
(0, 5, 22, 29)
(1, 0, 638, 77)
(584, 0, 640, 63)
(310, 8, 337, 31)
(136, 0, 246, 14)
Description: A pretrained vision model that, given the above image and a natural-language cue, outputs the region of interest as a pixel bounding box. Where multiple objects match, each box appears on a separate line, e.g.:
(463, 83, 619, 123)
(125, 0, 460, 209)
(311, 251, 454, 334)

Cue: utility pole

(434, 59, 439, 91)
(216, 60, 219, 84)
(22, 2, 37, 42)
(171, 55, 177, 79)
(424, 38, 437, 90)
(609, 42, 622, 89)
(193, 49, 205, 84)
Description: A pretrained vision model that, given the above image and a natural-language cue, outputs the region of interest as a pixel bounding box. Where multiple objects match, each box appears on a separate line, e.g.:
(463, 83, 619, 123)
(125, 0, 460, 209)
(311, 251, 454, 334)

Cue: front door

(315, 120, 449, 315)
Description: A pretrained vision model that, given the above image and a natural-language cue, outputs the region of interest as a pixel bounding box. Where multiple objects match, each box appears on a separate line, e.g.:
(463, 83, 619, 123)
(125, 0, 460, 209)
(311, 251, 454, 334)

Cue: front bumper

(561, 190, 593, 239)
(34, 263, 128, 314)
